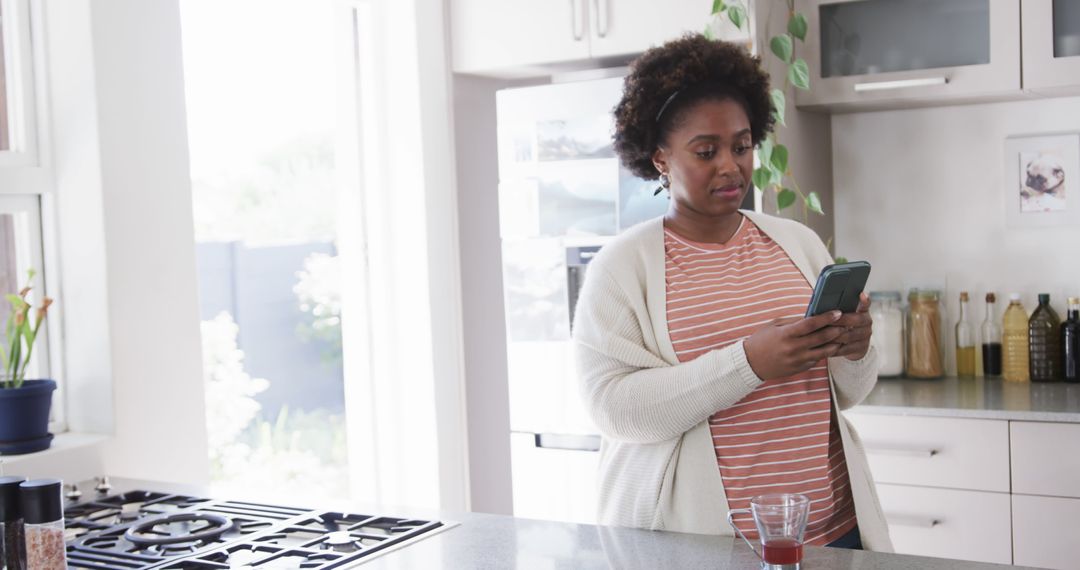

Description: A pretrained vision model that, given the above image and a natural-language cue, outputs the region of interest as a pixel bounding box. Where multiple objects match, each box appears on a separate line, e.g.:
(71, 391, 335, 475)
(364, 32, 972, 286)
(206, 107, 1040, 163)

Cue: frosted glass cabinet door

(1021, 0, 1080, 94)
(798, 0, 1020, 110)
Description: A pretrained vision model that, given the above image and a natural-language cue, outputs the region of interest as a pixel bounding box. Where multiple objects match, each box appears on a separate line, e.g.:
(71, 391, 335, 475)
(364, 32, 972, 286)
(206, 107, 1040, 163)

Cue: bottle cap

(19, 478, 64, 524)
(960, 291, 969, 302)
(986, 292, 996, 303)
(1009, 293, 1021, 301)
(0, 475, 27, 522)
(1038, 293, 1050, 305)
(869, 291, 901, 302)
(1069, 297, 1079, 305)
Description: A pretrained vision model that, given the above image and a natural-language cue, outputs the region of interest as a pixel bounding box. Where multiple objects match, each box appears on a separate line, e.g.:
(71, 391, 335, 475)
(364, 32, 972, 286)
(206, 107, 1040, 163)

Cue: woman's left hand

(831, 292, 872, 361)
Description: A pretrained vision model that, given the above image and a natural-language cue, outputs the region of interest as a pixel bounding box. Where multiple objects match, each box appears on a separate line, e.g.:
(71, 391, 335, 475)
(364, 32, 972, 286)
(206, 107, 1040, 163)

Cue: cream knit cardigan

(572, 211, 893, 552)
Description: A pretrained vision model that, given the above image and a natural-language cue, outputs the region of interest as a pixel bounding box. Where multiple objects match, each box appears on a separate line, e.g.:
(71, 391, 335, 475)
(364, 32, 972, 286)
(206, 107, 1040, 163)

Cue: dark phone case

(805, 261, 872, 317)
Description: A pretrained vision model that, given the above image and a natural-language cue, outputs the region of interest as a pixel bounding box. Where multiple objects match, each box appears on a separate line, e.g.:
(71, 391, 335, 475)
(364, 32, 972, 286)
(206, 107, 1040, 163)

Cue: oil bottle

(1064, 297, 1080, 383)
(955, 292, 975, 378)
(1003, 294, 1029, 382)
(1029, 294, 1062, 382)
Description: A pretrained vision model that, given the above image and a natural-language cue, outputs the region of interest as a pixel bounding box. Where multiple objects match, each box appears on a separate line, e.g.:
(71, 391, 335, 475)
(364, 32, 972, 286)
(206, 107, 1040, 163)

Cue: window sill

(0, 432, 108, 481)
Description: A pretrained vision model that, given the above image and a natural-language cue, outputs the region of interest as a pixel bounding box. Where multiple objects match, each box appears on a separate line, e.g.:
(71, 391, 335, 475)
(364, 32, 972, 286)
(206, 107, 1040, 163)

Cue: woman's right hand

(743, 311, 845, 381)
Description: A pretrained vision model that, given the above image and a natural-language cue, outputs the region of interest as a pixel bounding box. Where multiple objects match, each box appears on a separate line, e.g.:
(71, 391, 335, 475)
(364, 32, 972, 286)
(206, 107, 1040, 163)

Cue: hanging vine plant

(706, 0, 823, 221)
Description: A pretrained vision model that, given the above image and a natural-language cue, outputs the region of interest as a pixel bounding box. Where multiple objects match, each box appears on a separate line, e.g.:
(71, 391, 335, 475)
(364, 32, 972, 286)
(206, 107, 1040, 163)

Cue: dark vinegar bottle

(981, 292, 1002, 377)
(1064, 297, 1080, 383)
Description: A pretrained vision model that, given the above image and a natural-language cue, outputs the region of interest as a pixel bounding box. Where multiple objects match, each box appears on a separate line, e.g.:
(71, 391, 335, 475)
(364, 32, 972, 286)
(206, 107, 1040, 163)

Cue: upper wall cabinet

(1021, 0, 1080, 95)
(796, 0, 1021, 111)
(451, 0, 739, 76)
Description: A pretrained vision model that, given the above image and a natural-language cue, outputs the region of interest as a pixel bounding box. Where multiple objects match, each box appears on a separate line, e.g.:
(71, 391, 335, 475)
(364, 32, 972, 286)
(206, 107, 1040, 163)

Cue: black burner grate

(65, 490, 447, 569)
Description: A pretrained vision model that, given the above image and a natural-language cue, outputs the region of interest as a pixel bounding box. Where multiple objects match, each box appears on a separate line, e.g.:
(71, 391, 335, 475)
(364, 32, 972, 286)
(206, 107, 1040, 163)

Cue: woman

(572, 35, 892, 551)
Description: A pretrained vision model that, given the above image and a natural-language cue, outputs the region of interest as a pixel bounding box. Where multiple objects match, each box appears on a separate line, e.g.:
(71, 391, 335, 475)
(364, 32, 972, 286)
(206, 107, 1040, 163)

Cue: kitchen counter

(69, 478, 1036, 569)
(849, 376, 1080, 422)
(365, 509, 1031, 569)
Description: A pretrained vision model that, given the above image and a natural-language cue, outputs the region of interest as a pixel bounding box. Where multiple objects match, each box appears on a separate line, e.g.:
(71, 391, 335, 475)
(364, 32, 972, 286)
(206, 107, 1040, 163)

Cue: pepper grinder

(0, 476, 27, 570)
(19, 479, 66, 570)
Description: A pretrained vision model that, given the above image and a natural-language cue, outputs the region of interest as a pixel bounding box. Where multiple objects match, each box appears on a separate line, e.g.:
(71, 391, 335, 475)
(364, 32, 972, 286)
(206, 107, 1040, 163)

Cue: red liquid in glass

(762, 538, 803, 565)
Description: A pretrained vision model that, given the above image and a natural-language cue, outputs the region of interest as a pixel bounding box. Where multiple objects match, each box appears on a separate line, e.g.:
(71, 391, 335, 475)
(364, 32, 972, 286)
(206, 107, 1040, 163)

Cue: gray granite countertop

(849, 376, 1080, 422)
(366, 511, 1031, 569)
(83, 478, 1036, 569)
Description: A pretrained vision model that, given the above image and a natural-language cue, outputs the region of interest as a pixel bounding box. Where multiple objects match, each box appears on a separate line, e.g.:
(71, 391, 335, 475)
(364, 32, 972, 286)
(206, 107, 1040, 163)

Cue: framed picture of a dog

(1004, 133, 1080, 228)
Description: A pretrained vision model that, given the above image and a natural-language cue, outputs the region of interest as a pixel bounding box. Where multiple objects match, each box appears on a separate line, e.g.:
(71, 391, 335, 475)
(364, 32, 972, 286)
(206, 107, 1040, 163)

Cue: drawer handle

(886, 514, 942, 529)
(865, 444, 939, 458)
(853, 76, 948, 92)
(534, 433, 601, 452)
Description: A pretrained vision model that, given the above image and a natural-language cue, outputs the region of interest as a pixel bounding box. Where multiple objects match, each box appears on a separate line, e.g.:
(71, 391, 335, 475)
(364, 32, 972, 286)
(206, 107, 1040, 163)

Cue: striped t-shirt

(664, 216, 857, 545)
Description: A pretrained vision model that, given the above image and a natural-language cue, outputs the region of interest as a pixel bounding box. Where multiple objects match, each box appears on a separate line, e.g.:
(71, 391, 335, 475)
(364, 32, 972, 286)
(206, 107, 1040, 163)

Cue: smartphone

(805, 261, 872, 317)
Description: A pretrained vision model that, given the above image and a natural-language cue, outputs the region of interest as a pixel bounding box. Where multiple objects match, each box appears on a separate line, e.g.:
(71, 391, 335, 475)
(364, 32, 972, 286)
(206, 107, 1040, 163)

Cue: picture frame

(1003, 133, 1080, 228)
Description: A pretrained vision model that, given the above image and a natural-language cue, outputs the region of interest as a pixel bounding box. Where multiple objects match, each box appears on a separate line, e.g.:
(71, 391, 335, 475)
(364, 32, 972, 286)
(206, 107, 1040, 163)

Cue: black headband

(654, 82, 745, 126)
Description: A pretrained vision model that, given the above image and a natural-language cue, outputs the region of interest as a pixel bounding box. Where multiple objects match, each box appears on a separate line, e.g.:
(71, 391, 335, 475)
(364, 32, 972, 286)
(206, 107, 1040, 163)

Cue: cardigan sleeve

(572, 264, 763, 445)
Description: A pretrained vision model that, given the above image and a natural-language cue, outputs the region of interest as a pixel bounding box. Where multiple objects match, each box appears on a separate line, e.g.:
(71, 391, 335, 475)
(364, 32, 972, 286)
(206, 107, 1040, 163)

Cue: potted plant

(0, 270, 55, 455)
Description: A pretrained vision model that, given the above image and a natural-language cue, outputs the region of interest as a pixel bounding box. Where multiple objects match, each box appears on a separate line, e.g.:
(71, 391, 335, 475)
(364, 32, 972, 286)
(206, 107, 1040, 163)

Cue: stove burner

(124, 512, 235, 545)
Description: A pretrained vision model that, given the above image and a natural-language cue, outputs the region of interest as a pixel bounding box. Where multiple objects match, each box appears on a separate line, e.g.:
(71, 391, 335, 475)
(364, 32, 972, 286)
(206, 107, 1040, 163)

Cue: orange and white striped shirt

(664, 216, 856, 545)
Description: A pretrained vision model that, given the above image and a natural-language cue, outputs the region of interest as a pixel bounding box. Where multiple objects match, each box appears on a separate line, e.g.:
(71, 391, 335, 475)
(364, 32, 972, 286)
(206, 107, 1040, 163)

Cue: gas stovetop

(63, 489, 450, 569)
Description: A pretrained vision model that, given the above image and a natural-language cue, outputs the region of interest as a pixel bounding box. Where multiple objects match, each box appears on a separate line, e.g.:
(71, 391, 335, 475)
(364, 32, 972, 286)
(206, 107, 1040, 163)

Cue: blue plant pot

(0, 379, 57, 455)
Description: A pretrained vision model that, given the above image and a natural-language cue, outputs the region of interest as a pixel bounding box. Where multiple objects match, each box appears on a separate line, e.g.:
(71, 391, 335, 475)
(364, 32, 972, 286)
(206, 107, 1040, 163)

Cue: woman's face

(652, 98, 754, 221)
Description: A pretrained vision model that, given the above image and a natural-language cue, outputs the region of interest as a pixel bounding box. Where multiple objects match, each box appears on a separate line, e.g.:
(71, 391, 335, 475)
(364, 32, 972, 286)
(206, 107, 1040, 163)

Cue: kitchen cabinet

(798, 0, 1021, 111)
(1012, 494, 1080, 570)
(849, 412, 1080, 566)
(451, 0, 743, 75)
(1021, 0, 1080, 95)
(875, 484, 1012, 565)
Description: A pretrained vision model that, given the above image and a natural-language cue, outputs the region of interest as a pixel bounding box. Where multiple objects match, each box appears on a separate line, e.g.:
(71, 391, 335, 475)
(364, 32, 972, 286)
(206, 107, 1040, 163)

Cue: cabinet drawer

(1011, 421, 1080, 498)
(1013, 494, 1080, 570)
(845, 413, 1009, 492)
(876, 484, 1012, 565)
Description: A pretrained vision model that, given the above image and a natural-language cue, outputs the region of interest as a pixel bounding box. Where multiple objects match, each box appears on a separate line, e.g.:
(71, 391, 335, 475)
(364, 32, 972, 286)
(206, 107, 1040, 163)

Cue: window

(180, 0, 347, 503)
(0, 0, 57, 429)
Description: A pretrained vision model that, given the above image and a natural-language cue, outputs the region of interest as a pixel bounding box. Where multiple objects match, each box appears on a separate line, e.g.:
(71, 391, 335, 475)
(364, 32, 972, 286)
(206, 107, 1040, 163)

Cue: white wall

(44, 0, 208, 483)
(452, 74, 514, 515)
(832, 96, 1080, 375)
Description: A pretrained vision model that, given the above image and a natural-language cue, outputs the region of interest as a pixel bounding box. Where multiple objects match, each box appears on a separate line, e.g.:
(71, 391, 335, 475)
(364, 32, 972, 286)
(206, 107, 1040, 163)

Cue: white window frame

(0, 0, 64, 433)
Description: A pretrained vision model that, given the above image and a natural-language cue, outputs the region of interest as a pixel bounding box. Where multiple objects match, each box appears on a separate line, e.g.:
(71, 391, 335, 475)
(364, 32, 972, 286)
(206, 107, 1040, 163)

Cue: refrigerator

(495, 76, 670, 524)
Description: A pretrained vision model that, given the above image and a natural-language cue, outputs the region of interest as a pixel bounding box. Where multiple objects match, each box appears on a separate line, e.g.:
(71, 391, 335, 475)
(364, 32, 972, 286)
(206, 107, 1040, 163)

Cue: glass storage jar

(907, 289, 944, 379)
(869, 291, 904, 378)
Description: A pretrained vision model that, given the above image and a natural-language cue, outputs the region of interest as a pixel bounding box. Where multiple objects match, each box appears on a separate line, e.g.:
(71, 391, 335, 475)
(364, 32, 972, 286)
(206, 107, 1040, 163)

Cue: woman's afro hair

(612, 34, 775, 180)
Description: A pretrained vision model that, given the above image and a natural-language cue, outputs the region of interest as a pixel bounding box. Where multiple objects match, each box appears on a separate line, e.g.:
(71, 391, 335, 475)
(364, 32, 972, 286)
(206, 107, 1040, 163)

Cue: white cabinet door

(876, 483, 1012, 565)
(451, 0, 591, 74)
(1013, 494, 1080, 570)
(1021, 0, 1080, 95)
(588, 0, 747, 59)
(798, 0, 1021, 110)
(509, 431, 600, 524)
(1011, 421, 1080, 498)
(844, 413, 1010, 492)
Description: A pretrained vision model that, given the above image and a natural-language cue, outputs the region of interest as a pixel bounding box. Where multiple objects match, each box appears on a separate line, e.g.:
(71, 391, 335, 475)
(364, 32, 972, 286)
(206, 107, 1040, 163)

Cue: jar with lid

(18, 480, 65, 570)
(869, 291, 904, 377)
(907, 288, 944, 379)
(1, 476, 27, 570)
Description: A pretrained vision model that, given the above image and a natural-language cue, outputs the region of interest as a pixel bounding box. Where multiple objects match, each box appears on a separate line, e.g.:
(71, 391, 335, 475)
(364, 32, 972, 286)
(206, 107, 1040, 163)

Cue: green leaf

(752, 167, 772, 191)
(703, 24, 716, 40)
(770, 88, 786, 126)
(835, 256, 849, 264)
(770, 34, 793, 63)
(807, 191, 824, 215)
(788, 12, 808, 41)
(777, 188, 797, 210)
(711, 0, 726, 14)
(727, 4, 746, 29)
(770, 143, 789, 174)
(789, 58, 810, 90)
(757, 138, 773, 168)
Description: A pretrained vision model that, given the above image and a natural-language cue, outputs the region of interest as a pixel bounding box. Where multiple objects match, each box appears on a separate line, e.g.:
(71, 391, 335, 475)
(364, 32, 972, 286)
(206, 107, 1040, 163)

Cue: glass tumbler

(727, 493, 810, 570)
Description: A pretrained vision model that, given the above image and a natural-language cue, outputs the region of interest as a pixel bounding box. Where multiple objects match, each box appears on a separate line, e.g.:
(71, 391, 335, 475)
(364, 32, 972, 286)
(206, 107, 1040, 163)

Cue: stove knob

(95, 476, 113, 494)
(65, 484, 83, 501)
